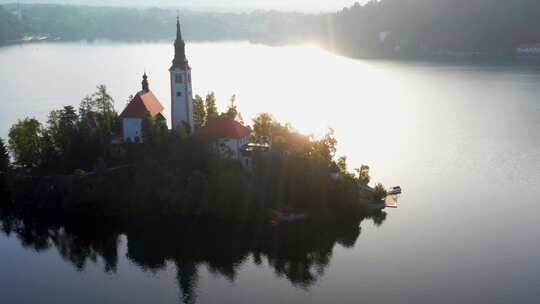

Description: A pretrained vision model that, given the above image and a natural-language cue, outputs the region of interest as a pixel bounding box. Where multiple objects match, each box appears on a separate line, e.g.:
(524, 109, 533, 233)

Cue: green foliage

(252, 113, 275, 145)
(224, 95, 238, 120)
(192, 95, 206, 129)
(372, 183, 387, 202)
(0, 4, 319, 45)
(47, 106, 80, 169)
(0, 138, 9, 172)
(330, 0, 540, 58)
(8, 118, 44, 168)
(142, 113, 167, 146)
(204, 92, 219, 122)
(7, 85, 118, 173)
(310, 128, 337, 164)
(355, 165, 370, 185)
(79, 85, 115, 116)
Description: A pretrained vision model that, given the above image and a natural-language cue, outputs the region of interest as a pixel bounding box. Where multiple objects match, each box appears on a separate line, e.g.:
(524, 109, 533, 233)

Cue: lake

(1, 41, 540, 303)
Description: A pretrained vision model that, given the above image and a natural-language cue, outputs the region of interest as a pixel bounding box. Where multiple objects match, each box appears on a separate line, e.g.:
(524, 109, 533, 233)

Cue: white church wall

(217, 135, 250, 160)
(122, 118, 143, 143)
(171, 68, 193, 131)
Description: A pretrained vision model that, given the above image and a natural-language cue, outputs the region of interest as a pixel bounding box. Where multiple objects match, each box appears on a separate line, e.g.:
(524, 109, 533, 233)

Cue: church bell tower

(170, 17, 194, 131)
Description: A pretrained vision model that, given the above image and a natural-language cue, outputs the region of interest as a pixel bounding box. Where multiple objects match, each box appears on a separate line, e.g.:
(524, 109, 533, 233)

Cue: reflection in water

(0, 208, 387, 303)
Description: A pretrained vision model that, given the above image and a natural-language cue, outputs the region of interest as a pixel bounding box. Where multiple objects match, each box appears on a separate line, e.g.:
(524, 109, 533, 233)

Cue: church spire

(171, 16, 189, 70)
(176, 16, 182, 40)
(142, 72, 149, 92)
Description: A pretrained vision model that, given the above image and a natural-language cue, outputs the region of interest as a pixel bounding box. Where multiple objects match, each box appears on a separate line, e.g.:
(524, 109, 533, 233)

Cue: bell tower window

(175, 74, 183, 83)
(177, 92, 182, 97)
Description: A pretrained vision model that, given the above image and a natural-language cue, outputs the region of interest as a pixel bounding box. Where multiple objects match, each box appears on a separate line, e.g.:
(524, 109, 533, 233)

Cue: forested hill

(0, 6, 26, 43)
(2, 1, 540, 59)
(0, 4, 319, 44)
(327, 0, 540, 58)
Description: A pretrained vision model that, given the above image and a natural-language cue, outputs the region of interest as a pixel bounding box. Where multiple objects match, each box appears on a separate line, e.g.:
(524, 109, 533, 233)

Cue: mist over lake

(1, 41, 540, 303)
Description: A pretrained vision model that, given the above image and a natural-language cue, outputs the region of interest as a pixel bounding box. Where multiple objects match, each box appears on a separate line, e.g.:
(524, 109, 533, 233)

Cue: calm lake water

(1, 42, 540, 303)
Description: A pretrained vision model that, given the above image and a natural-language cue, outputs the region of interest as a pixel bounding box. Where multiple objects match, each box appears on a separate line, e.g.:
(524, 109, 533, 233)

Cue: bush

(372, 183, 387, 202)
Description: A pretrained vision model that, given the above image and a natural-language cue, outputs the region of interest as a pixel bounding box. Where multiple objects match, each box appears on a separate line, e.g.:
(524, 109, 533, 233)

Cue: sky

(0, 0, 367, 12)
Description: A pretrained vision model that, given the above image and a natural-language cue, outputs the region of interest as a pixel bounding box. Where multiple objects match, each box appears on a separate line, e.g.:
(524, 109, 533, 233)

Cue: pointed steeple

(171, 16, 189, 70)
(176, 16, 182, 40)
(142, 72, 149, 92)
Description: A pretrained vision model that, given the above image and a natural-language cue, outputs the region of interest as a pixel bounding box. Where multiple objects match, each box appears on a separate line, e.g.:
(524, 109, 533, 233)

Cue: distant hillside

(0, 6, 26, 44)
(0, 4, 320, 44)
(326, 0, 540, 58)
(2, 1, 540, 60)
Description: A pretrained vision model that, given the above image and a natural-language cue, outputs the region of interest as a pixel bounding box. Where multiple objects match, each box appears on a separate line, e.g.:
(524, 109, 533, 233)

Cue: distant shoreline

(3, 38, 540, 68)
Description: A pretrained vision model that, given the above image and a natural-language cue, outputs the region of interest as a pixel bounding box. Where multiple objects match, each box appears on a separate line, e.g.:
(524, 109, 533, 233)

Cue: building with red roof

(197, 116, 251, 161)
(119, 73, 165, 143)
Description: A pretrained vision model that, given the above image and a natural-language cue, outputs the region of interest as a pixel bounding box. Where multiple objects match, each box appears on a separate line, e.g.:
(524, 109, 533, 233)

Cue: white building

(197, 116, 251, 163)
(119, 73, 165, 143)
(170, 17, 194, 132)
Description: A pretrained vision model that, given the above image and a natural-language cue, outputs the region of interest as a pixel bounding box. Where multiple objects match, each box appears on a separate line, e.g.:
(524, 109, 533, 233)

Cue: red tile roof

(119, 90, 164, 119)
(197, 116, 251, 139)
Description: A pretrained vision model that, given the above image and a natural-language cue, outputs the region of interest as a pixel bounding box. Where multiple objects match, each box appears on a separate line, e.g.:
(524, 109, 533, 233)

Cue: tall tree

(0, 138, 9, 172)
(224, 95, 238, 120)
(311, 128, 337, 164)
(355, 164, 370, 185)
(252, 113, 275, 144)
(192, 95, 206, 129)
(48, 106, 79, 152)
(47, 105, 80, 171)
(8, 118, 43, 168)
(204, 92, 218, 122)
(78, 85, 118, 161)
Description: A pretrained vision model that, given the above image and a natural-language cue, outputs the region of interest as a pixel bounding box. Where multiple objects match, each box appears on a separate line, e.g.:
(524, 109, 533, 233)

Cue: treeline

(5, 85, 118, 174)
(326, 0, 540, 58)
(3, 1, 539, 58)
(0, 3, 319, 44)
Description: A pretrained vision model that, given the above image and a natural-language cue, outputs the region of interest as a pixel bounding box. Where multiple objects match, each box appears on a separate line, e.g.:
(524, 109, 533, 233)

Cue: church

(119, 17, 252, 164)
(120, 17, 194, 142)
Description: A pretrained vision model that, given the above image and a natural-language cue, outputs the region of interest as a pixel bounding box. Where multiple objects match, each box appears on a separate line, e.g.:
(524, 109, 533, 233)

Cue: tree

(0, 138, 9, 172)
(204, 92, 218, 122)
(337, 156, 347, 174)
(311, 128, 337, 164)
(356, 164, 370, 185)
(142, 113, 167, 146)
(8, 118, 44, 167)
(193, 95, 206, 129)
(78, 85, 118, 162)
(372, 183, 387, 201)
(224, 95, 238, 120)
(48, 106, 79, 153)
(79, 85, 115, 117)
(252, 113, 275, 144)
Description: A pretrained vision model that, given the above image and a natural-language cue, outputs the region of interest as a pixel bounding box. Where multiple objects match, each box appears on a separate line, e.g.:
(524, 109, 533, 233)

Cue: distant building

(170, 17, 194, 132)
(197, 116, 251, 162)
(119, 73, 165, 143)
(516, 44, 540, 57)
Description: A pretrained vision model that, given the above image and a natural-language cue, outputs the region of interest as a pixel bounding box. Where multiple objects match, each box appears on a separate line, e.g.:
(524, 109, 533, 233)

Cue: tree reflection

(0, 209, 388, 304)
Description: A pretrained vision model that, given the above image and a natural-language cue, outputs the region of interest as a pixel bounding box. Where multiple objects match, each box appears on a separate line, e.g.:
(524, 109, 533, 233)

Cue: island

(0, 19, 388, 231)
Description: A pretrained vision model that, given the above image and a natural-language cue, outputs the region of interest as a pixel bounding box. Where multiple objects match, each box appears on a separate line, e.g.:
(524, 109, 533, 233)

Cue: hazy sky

(1, 0, 367, 12)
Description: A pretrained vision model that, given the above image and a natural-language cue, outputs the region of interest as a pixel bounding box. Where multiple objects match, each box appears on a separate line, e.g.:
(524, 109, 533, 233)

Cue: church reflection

(0, 209, 387, 304)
